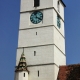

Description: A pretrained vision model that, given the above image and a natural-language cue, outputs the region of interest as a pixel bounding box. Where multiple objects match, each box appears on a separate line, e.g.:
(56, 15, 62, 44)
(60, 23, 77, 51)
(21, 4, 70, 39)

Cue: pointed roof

(15, 52, 29, 72)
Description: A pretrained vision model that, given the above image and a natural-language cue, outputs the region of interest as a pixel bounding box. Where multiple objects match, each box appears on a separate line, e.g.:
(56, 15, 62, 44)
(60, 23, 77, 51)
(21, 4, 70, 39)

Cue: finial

(21, 48, 25, 57)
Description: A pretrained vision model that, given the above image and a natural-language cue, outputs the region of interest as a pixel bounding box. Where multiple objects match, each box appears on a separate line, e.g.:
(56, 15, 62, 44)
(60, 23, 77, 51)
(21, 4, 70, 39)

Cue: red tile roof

(57, 64, 80, 80)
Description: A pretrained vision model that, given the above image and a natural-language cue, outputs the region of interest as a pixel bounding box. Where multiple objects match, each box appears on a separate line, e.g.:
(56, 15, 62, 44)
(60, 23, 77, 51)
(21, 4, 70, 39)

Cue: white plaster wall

(53, 10, 64, 37)
(59, 2, 64, 20)
(19, 9, 54, 29)
(54, 46, 66, 66)
(53, 0, 64, 20)
(15, 71, 28, 80)
(16, 45, 54, 65)
(53, 0, 57, 11)
(16, 45, 66, 66)
(24, 46, 54, 65)
(19, 12, 30, 29)
(18, 72, 23, 80)
(17, 45, 66, 80)
(15, 72, 18, 80)
(23, 72, 28, 80)
(53, 64, 59, 80)
(20, 0, 53, 12)
(53, 27, 65, 54)
(28, 65, 56, 80)
(18, 26, 53, 47)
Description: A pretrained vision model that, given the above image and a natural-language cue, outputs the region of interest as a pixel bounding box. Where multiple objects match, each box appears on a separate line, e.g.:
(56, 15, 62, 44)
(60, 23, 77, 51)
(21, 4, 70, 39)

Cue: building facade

(15, 0, 66, 80)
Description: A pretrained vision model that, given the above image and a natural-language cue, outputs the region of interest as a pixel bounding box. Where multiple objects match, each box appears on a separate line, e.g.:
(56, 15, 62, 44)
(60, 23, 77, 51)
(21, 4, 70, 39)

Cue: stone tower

(15, 0, 66, 80)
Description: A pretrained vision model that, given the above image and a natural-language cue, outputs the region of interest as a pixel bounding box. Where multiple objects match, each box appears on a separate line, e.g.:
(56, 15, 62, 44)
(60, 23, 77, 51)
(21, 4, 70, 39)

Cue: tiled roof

(15, 52, 29, 72)
(57, 64, 80, 80)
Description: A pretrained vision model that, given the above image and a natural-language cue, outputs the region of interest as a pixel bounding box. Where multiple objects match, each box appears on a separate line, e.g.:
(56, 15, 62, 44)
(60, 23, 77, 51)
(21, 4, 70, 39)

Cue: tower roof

(15, 52, 29, 72)
(60, 0, 66, 7)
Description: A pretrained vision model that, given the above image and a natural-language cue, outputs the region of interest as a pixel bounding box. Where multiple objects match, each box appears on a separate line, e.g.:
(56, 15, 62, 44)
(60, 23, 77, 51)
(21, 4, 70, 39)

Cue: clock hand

(36, 16, 42, 20)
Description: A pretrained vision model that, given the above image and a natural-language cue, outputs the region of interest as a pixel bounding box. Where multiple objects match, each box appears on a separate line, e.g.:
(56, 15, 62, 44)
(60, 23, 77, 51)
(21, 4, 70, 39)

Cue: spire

(15, 52, 29, 72)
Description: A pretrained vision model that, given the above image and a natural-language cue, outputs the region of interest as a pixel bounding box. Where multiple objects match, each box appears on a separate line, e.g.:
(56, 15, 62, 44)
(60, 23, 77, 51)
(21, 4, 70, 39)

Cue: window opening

(24, 73, 25, 77)
(34, 51, 36, 56)
(34, 0, 40, 7)
(36, 32, 37, 35)
(38, 71, 39, 77)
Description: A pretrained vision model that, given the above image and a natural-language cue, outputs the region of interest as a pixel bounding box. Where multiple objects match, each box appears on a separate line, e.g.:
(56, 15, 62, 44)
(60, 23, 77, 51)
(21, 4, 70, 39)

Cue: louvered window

(57, 15, 61, 28)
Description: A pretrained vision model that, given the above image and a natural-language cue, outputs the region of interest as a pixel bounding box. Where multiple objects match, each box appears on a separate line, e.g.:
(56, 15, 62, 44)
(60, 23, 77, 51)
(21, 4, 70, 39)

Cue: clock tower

(15, 0, 66, 80)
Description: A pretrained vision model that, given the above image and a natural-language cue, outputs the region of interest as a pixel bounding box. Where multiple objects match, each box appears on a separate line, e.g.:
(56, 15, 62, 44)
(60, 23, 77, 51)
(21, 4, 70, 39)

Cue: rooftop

(57, 64, 80, 80)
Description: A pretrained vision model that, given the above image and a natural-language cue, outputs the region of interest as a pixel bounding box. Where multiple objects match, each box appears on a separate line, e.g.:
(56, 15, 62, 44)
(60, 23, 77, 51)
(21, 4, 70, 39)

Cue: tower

(15, 52, 29, 80)
(15, 0, 66, 80)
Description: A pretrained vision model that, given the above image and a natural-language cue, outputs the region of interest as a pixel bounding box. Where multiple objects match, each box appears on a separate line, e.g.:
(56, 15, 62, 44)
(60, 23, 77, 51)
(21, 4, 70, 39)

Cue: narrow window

(36, 32, 37, 35)
(57, 15, 61, 28)
(38, 71, 39, 77)
(34, 0, 40, 7)
(34, 51, 36, 56)
(57, 1, 60, 12)
(24, 73, 25, 77)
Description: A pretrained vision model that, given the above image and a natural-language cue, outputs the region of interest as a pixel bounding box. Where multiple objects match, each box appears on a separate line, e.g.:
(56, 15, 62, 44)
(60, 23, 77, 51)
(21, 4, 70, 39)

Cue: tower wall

(15, 72, 28, 80)
(28, 65, 55, 80)
(19, 9, 64, 37)
(19, 9, 54, 29)
(18, 26, 65, 53)
(28, 65, 60, 80)
(20, 0, 53, 12)
(16, 45, 66, 66)
(16, 0, 66, 80)
(18, 26, 54, 47)
(53, 0, 64, 19)
(53, 10, 65, 36)
(20, 0, 64, 19)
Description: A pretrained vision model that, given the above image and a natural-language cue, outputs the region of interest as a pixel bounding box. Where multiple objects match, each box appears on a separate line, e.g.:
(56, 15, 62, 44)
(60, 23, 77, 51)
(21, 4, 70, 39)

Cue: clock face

(30, 11, 43, 24)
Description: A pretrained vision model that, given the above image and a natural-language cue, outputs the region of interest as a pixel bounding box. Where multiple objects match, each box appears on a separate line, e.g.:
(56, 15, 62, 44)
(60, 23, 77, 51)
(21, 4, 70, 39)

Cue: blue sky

(0, 0, 80, 80)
